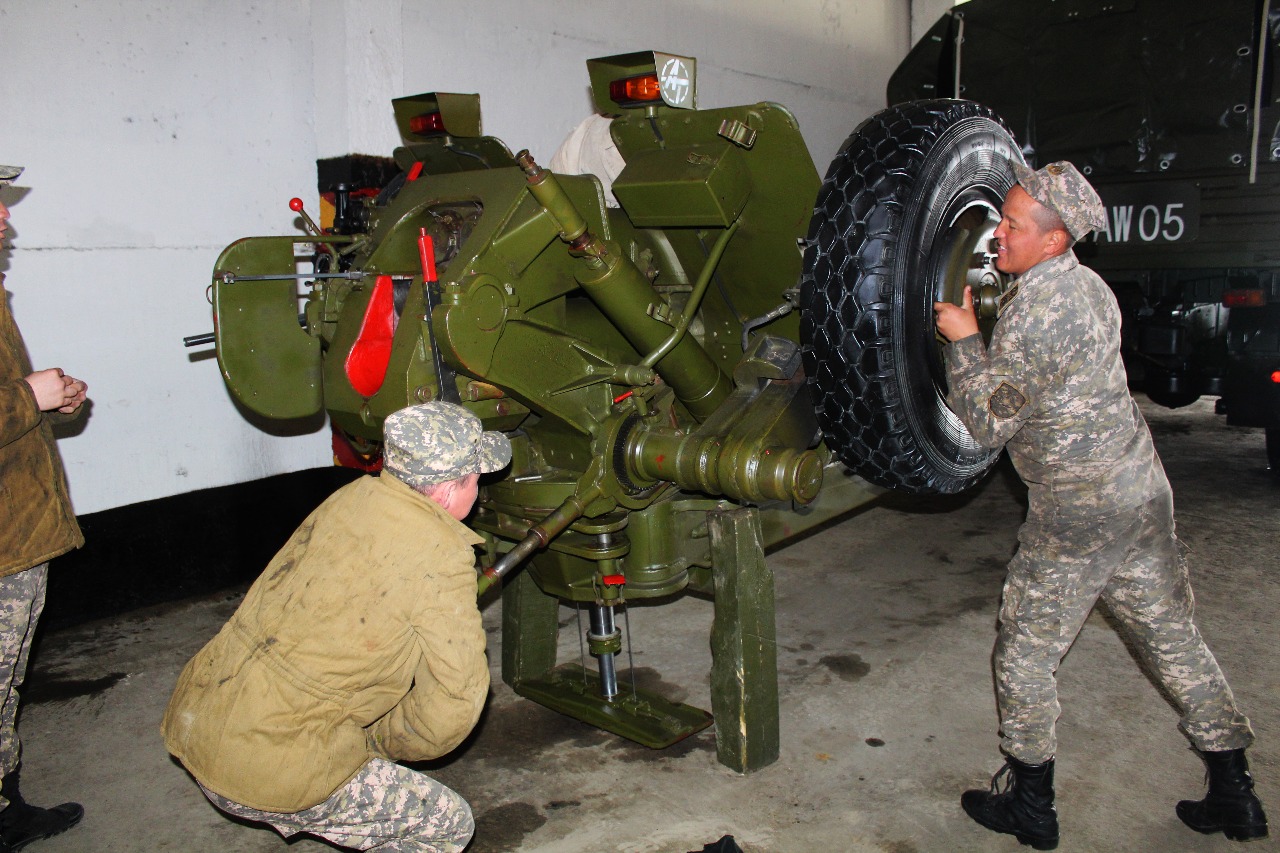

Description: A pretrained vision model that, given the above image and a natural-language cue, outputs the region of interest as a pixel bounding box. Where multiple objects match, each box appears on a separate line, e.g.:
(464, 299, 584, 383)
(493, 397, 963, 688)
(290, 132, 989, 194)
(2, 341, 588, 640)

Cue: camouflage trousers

(201, 757, 473, 852)
(995, 491, 1254, 764)
(0, 563, 48, 810)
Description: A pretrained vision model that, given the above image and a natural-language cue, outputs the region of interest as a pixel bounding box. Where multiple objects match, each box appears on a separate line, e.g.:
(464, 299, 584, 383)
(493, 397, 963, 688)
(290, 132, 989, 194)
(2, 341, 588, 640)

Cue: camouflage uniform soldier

(934, 161, 1267, 849)
(162, 402, 511, 852)
(0, 165, 86, 852)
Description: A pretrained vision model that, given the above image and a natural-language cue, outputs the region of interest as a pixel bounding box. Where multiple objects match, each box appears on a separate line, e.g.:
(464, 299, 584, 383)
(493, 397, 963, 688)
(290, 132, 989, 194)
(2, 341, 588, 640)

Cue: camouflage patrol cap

(383, 401, 511, 489)
(1012, 160, 1107, 241)
(0, 166, 23, 186)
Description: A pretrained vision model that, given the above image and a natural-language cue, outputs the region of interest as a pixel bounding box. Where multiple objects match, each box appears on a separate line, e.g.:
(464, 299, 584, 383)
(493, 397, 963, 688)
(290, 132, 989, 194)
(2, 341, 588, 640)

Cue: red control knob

(289, 197, 305, 212)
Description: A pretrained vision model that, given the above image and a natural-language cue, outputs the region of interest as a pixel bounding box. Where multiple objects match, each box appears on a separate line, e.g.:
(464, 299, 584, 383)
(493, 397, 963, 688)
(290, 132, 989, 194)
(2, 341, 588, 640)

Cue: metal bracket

(718, 118, 758, 150)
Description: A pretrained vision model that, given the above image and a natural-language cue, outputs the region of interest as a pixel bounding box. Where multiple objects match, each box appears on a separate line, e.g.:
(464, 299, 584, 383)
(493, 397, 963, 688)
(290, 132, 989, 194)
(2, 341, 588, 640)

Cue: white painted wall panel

(2, 1, 328, 515)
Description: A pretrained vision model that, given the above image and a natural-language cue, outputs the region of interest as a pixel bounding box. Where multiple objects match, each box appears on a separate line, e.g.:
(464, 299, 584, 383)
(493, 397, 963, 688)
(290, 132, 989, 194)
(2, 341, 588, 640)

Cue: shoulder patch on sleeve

(989, 382, 1028, 419)
(997, 282, 1021, 315)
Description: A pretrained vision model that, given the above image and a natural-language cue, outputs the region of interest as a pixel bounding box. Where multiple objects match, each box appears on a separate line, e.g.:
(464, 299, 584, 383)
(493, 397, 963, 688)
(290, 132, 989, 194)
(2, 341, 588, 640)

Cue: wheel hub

(933, 200, 1012, 342)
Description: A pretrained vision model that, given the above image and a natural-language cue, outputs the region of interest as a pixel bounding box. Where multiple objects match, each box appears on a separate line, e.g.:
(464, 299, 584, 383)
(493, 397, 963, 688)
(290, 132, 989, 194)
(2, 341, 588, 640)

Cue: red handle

(418, 229, 437, 283)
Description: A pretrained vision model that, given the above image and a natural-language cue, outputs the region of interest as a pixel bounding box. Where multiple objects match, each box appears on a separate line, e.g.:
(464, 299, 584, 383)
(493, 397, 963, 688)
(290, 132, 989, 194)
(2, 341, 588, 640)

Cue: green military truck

(189, 51, 1029, 771)
(892, 0, 1280, 473)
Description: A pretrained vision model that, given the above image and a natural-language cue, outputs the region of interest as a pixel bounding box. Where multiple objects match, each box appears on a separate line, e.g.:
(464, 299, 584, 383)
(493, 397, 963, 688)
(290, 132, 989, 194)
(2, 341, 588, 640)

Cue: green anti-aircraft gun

(187, 51, 1025, 772)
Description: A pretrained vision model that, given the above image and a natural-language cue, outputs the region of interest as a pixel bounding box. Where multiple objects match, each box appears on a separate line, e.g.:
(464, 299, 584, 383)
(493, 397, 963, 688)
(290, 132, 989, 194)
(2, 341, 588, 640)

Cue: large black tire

(800, 100, 1022, 495)
(1142, 370, 1201, 409)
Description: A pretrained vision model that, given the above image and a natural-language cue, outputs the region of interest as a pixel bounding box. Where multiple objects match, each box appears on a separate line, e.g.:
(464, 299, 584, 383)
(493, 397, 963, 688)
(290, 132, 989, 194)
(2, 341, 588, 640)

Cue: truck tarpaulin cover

(888, 0, 1278, 176)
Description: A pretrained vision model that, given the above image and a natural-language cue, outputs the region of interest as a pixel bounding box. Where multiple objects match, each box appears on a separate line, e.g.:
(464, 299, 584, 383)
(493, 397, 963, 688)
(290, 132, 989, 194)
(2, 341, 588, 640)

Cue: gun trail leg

(709, 507, 780, 774)
(501, 565, 559, 688)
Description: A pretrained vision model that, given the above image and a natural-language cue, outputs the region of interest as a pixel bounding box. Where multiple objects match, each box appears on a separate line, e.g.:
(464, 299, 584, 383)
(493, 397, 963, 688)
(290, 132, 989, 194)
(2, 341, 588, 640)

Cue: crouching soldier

(162, 401, 510, 852)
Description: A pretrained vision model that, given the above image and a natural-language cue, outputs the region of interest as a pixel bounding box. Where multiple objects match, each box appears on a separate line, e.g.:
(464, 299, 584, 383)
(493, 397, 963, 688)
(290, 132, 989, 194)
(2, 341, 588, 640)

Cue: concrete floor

(13, 396, 1279, 853)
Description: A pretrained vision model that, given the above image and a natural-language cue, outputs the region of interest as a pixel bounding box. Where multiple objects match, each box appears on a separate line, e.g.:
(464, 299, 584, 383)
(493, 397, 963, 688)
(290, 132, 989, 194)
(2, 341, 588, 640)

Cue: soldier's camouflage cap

(0, 166, 23, 186)
(1012, 160, 1106, 241)
(383, 401, 511, 489)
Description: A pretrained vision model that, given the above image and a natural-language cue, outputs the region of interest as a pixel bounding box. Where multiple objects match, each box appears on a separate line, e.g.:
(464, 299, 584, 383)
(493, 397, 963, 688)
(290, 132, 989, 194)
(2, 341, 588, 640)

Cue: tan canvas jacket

(161, 473, 489, 813)
(0, 276, 83, 576)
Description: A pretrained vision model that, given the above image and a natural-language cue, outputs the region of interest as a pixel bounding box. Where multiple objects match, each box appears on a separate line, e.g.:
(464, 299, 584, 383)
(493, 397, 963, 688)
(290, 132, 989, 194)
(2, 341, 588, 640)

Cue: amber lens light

(609, 74, 663, 106)
(409, 112, 446, 135)
(1223, 289, 1267, 307)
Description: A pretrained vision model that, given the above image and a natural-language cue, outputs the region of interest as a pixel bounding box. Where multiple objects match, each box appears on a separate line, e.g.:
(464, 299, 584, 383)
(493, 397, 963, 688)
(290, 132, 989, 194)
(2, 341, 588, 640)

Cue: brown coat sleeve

(0, 281, 84, 575)
(367, 538, 489, 761)
(0, 378, 41, 449)
(1, 281, 41, 449)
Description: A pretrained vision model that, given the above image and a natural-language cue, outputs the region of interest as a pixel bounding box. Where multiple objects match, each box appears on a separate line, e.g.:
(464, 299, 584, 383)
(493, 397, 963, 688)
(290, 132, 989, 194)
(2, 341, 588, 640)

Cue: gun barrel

(518, 151, 734, 422)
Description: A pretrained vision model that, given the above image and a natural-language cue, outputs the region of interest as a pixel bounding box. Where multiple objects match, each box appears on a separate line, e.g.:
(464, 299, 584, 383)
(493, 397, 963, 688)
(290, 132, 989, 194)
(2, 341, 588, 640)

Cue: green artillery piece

(190, 51, 1020, 772)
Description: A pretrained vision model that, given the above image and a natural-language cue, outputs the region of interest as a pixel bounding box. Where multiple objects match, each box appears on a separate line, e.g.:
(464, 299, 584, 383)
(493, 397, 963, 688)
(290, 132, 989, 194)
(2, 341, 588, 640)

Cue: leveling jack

(498, 508, 780, 772)
(513, 568, 713, 750)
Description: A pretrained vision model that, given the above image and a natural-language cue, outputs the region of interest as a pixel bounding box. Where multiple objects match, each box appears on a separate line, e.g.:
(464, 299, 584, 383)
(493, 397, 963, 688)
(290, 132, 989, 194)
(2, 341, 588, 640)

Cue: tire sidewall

(893, 109, 1022, 482)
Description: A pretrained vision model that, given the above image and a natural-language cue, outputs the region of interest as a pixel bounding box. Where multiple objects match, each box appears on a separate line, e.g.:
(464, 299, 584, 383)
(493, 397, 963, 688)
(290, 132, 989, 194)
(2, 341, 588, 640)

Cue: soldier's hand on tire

(934, 286, 980, 343)
(25, 368, 88, 414)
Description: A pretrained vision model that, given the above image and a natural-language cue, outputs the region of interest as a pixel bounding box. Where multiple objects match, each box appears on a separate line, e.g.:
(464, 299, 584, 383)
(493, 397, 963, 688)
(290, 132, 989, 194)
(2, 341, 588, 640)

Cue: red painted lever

(418, 229, 437, 282)
(288, 198, 321, 235)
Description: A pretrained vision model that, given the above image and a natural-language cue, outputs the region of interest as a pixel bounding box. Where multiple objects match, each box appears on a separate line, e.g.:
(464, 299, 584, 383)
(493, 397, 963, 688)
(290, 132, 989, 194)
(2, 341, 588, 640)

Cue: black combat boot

(961, 755, 1059, 850)
(0, 769, 83, 850)
(1177, 748, 1269, 841)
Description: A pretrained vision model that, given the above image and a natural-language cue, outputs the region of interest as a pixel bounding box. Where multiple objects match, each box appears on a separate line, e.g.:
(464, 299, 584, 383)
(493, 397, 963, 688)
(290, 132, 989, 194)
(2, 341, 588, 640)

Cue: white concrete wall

(1, 0, 937, 515)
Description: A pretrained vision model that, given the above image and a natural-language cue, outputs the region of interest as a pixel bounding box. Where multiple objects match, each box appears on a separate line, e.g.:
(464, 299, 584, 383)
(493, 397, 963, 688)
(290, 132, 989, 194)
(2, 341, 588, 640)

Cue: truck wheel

(1143, 369, 1200, 409)
(800, 100, 1021, 495)
(1144, 387, 1201, 409)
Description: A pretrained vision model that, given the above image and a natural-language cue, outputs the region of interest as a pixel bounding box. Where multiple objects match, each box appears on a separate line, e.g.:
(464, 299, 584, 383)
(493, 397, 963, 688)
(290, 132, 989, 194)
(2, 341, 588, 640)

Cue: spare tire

(800, 100, 1022, 495)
